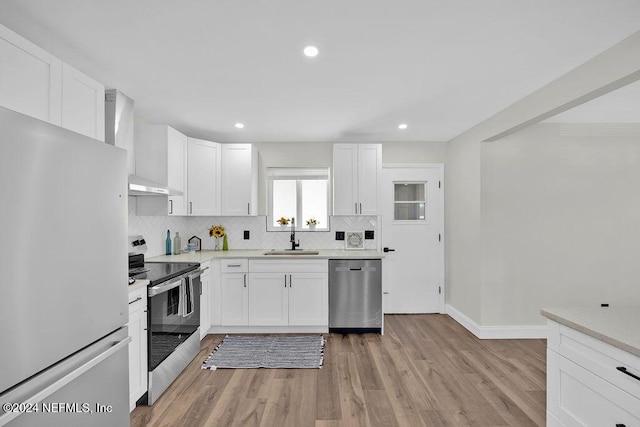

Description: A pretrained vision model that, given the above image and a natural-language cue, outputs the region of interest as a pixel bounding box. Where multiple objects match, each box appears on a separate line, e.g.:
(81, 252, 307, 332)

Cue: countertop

(128, 279, 150, 292)
(541, 306, 640, 358)
(147, 249, 385, 263)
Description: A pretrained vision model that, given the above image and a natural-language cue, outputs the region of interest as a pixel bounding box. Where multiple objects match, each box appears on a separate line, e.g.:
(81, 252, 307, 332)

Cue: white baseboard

(445, 304, 548, 339)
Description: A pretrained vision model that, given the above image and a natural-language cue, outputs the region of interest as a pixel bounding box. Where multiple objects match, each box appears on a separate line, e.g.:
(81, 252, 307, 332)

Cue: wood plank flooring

(131, 315, 546, 427)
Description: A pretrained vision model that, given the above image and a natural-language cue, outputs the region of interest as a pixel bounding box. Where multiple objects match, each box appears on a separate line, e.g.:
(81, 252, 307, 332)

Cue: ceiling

(1, 1, 639, 143)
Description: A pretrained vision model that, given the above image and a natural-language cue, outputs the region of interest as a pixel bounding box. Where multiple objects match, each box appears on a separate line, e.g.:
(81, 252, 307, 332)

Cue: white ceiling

(1, 1, 639, 143)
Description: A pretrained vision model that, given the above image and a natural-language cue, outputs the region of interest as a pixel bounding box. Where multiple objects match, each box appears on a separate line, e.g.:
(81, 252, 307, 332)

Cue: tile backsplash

(128, 197, 379, 257)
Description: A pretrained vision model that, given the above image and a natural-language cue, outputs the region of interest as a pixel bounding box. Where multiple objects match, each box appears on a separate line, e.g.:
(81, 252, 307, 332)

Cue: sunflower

(208, 225, 225, 238)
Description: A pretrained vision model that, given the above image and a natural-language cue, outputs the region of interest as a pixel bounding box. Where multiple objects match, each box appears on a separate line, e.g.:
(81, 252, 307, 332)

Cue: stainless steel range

(129, 252, 202, 405)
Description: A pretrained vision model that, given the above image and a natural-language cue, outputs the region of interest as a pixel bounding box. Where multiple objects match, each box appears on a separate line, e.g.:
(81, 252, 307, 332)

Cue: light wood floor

(131, 314, 546, 427)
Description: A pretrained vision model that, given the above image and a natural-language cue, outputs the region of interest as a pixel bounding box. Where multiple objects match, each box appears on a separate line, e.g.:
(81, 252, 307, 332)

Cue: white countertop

(541, 306, 640, 358)
(147, 249, 384, 263)
(128, 279, 150, 292)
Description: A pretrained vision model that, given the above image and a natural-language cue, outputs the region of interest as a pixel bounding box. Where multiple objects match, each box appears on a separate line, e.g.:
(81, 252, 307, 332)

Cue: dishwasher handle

(334, 266, 377, 272)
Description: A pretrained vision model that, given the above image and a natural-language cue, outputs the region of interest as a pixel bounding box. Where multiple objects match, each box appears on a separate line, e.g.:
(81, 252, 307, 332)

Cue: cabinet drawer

(128, 287, 147, 313)
(548, 350, 640, 426)
(555, 323, 640, 399)
(249, 259, 328, 273)
(221, 258, 248, 273)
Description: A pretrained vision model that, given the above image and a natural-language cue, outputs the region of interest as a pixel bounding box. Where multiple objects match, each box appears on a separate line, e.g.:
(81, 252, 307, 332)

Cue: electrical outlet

(336, 231, 345, 241)
(365, 230, 374, 239)
(244, 230, 250, 240)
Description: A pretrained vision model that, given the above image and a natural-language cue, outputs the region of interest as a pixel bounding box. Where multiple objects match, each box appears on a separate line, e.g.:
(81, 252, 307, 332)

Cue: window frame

(392, 181, 429, 224)
(266, 167, 332, 232)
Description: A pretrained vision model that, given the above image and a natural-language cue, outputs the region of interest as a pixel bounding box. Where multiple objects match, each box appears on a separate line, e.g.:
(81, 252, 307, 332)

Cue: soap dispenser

(173, 232, 181, 255)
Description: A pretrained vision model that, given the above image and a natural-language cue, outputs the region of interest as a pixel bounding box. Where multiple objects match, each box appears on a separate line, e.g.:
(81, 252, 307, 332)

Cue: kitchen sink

(263, 250, 320, 255)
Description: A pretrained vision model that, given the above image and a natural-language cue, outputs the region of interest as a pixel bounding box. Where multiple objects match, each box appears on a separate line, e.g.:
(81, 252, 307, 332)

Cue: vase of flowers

(277, 217, 290, 228)
(208, 225, 225, 251)
(306, 218, 319, 230)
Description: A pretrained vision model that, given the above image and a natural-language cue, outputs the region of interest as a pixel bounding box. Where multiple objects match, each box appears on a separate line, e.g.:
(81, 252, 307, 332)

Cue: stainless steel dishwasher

(329, 259, 382, 333)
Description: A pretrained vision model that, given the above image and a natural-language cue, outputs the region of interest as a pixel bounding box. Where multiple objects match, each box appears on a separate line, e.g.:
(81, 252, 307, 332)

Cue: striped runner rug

(201, 335, 324, 370)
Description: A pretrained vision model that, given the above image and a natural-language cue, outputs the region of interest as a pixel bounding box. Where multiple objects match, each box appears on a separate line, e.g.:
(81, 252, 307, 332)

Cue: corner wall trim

(445, 304, 548, 339)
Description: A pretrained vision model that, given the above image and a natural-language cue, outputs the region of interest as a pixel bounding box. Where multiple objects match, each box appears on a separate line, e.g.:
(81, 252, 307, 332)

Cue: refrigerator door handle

(0, 335, 131, 426)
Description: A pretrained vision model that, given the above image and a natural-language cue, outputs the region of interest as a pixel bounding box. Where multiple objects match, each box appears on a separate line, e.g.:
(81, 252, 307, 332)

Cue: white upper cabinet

(167, 128, 188, 216)
(333, 144, 382, 215)
(61, 63, 105, 141)
(135, 124, 220, 216)
(135, 123, 189, 216)
(0, 24, 62, 125)
(187, 138, 221, 216)
(221, 144, 258, 216)
(0, 24, 105, 141)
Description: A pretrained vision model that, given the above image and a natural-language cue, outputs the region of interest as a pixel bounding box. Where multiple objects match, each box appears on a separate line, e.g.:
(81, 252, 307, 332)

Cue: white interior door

(381, 165, 444, 313)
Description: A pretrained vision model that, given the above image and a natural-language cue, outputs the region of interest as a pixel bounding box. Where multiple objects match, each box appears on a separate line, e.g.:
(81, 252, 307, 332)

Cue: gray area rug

(202, 335, 324, 370)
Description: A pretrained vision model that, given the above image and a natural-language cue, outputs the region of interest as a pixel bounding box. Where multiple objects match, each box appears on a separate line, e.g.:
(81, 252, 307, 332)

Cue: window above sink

(266, 167, 330, 232)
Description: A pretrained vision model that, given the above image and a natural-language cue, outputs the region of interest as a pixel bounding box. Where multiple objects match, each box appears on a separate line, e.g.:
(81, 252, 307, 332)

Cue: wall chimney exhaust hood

(105, 89, 181, 196)
(127, 175, 185, 196)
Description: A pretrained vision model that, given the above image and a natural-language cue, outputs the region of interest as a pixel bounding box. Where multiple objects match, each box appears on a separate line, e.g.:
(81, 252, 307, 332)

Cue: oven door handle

(148, 278, 183, 297)
(187, 269, 203, 281)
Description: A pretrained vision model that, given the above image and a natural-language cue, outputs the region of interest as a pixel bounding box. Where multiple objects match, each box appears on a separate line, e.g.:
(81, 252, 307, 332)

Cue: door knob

(383, 247, 395, 253)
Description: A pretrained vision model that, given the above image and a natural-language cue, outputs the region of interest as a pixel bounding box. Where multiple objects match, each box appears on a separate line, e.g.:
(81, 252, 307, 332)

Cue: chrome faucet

(290, 217, 300, 250)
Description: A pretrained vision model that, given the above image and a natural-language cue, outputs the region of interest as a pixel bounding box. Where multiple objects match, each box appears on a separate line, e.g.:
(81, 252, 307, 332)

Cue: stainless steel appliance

(129, 255, 202, 405)
(0, 107, 130, 426)
(329, 259, 382, 333)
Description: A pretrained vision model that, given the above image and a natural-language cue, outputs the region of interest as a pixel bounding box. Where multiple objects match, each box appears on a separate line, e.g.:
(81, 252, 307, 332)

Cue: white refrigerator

(0, 106, 130, 426)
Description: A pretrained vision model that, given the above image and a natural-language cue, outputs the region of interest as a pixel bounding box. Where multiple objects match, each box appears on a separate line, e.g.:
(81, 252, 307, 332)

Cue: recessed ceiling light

(303, 46, 319, 57)
(235, 123, 245, 129)
(398, 123, 408, 130)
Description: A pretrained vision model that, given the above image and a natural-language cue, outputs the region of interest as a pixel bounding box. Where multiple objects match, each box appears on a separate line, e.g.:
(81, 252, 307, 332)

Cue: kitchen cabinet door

(333, 144, 381, 215)
(221, 144, 258, 216)
(357, 144, 382, 215)
(220, 273, 249, 326)
(288, 272, 328, 326)
(199, 262, 211, 339)
(548, 350, 640, 426)
(167, 128, 188, 216)
(61, 62, 105, 141)
(248, 273, 288, 326)
(332, 144, 359, 215)
(0, 24, 62, 125)
(187, 138, 221, 216)
(127, 288, 147, 412)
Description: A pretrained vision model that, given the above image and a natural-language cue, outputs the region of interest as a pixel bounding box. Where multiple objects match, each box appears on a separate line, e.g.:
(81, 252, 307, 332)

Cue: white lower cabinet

(127, 286, 147, 412)
(220, 273, 249, 325)
(248, 273, 288, 325)
(287, 272, 328, 326)
(217, 258, 328, 330)
(547, 320, 640, 426)
(248, 272, 328, 326)
(199, 261, 211, 339)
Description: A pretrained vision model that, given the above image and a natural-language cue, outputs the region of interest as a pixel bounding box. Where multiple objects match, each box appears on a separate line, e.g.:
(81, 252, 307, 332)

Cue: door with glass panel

(381, 165, 444, 313)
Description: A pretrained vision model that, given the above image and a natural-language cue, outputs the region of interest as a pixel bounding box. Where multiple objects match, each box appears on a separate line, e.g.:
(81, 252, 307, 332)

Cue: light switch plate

(335, 231, 345, 241)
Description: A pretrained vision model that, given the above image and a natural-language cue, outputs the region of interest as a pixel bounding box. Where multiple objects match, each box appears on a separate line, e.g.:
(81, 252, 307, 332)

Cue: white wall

(481, 123, 640, 325)
(445, 31, 640, 332)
